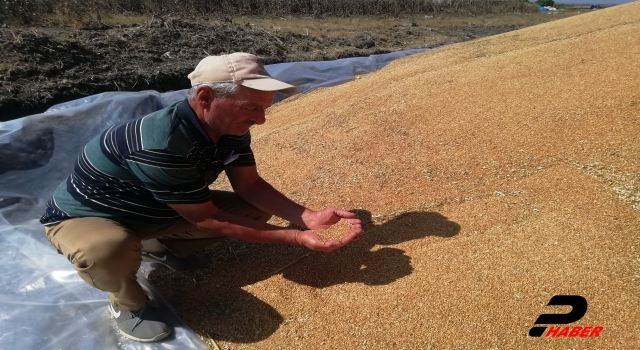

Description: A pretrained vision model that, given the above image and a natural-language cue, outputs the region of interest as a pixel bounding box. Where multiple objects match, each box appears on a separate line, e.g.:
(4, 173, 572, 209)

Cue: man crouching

(40, 53, 363, 342)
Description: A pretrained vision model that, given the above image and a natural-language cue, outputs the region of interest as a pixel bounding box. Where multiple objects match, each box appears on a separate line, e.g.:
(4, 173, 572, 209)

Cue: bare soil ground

(0, 11, 582, 121)
(141, 4, 640, 349)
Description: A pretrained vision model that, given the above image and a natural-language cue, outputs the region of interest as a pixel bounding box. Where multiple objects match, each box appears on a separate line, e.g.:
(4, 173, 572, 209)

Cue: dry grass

(1, 0, 537, 25)
(238, 11, 583, 38)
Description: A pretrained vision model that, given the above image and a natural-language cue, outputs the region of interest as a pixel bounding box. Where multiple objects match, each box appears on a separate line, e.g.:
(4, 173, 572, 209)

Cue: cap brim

(241, 78, 298, 94)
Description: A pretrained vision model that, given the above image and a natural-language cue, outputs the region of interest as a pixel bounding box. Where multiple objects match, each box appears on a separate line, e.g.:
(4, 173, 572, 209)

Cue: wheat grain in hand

(316, 220, 351, 242)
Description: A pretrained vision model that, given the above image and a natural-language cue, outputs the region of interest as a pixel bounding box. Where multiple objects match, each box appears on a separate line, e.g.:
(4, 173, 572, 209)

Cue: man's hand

(303, 207, 361, 230)
(295, 218, 364, 252)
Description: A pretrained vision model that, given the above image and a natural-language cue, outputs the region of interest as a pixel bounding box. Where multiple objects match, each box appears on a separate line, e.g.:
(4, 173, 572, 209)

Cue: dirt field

(0, 11, 583, 121)
(142, 3, 639, 349)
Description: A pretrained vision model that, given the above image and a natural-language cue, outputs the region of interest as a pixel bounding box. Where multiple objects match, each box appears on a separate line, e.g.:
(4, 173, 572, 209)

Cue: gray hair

(187, 82, 239, 100)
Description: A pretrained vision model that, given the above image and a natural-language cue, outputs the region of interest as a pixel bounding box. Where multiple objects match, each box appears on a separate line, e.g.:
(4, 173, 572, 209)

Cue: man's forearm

(236, 178, 314, 228)
(196, 209, 301, 245)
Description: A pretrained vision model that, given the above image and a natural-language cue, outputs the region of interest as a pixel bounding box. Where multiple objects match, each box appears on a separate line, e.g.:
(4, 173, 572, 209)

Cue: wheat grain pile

(151, 3, 640, 349)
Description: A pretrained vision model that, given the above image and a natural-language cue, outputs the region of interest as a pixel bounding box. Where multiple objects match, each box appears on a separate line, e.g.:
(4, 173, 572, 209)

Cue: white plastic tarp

(0, 48, 427, 349)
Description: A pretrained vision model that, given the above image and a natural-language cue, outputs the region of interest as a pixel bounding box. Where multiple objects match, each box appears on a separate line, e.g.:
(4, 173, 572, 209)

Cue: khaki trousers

(44, 191, 271, 311)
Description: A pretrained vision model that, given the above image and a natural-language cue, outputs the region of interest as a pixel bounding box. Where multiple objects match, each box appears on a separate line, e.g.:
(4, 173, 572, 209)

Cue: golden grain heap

(155, 3, 640, 349)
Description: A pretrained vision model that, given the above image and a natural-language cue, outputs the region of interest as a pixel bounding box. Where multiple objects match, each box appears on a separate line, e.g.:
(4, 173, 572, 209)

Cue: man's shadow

(147, 209, 460, 344)
(282, 209, 461, 287)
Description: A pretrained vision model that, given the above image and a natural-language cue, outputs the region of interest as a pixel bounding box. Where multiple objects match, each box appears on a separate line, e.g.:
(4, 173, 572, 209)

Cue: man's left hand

(303, 208, 361, 230)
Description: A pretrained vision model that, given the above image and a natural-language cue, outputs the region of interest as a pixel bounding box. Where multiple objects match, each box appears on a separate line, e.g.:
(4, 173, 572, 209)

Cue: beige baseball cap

(188, 53, 297, 94)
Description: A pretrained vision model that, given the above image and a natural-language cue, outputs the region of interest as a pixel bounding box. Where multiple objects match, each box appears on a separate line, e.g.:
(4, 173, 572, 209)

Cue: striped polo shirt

(40, 99, 255, 230)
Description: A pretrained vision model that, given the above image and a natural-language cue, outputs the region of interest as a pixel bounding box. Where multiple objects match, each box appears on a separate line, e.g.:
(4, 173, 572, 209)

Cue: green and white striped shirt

(40, 99, 255, 230)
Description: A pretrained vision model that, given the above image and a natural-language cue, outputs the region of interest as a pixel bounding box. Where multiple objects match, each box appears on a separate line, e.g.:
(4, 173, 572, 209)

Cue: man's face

(204, 86, 276, 137)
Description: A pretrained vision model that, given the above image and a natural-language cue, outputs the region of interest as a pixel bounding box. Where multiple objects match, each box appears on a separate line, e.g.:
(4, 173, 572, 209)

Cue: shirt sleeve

(125, 149, 211, 204)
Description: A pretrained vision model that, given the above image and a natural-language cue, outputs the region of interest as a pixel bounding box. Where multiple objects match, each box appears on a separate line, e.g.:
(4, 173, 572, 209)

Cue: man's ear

(196, 86, 215, 107)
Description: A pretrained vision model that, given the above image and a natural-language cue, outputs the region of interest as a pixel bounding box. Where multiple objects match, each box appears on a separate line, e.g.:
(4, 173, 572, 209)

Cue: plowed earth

(2, 17, 530, 121)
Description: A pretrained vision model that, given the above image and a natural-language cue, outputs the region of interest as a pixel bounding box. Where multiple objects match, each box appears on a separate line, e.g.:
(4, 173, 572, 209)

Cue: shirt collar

(176, 98, 211, 142)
